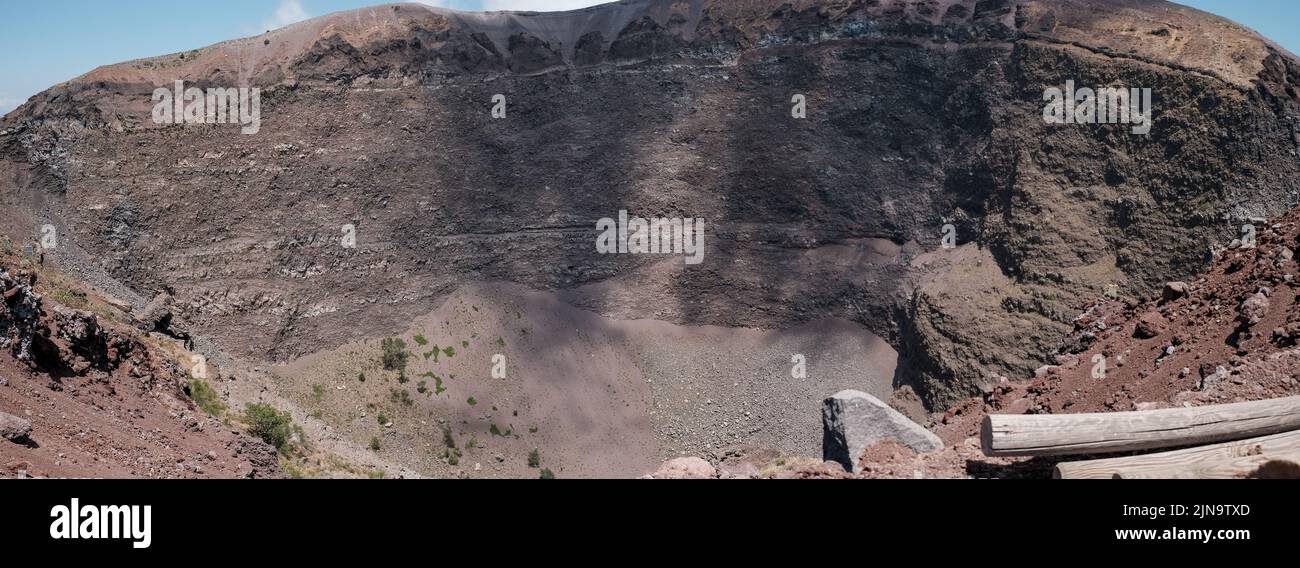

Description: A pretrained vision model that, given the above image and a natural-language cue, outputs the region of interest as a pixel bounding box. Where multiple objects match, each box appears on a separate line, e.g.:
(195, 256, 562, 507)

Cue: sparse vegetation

(283, 459, 307, 479)
(528, 449, 540, 468)
(441, 427, 462, 465)
(52, 287, 90, 309)
(311, 383, 325, 402)
(417, 380, 428, 394)
(539, 468, 555, 480)
(377, 412, 389, 426)
(381, 337, 409, 371)
(243, 403, 297, 453)
(358, 372, 366, 382)
(442, 345, 456, 358)
(370, 436, 381, 451)
(187, 377, 226, 416)
(467, 396, 477, 406)
(413, 334, 428, 346)
(390, 388, 413, 407)
(496, 337, 506, 348)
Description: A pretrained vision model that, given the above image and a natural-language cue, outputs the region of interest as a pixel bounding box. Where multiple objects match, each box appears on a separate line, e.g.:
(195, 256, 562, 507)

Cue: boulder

(1133, 311, 1167, 339)
(823, 390, 942, 473)
(648, 457, 716, 479)
(1162, 282, 1190, 302)
(0, 411, 33, 443)
(1239, 292, 1271, 327)
(134, 291, 174, 331)
(718, 461, 762, 480)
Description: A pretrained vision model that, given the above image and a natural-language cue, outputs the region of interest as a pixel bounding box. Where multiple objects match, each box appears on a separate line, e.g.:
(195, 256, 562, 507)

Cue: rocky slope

(653, 207, 1300, 478)
(0, 239, 283, 478)
(3, 0, 1300, 476)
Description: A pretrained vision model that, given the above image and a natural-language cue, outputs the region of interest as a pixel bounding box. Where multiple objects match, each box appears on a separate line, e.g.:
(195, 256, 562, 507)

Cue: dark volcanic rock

(3, 0, 1300, 412)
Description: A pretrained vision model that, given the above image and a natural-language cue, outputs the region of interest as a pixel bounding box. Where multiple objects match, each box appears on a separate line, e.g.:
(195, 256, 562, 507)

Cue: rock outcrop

(645, 457, 717, 479)
(0, 411, 32, 443)
(823, 390, 942, 473)
(3, 0, 1297, 414)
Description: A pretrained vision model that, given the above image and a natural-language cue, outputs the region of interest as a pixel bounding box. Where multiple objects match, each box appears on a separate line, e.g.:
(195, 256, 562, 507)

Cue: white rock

(822, 390, 942, 473)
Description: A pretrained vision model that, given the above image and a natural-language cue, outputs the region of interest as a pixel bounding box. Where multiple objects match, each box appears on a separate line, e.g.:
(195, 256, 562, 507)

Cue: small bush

(243, 403, 295, 452)
(358, 372, 366, 383)
(467, 396, 477, 406)
(381, 338, 409, 371)
(390, 388, 413, 407)
(370, 437, 381, 451)
(539, 468, 555, 480)
(528, 449, 540, 468)
(377, 412, 389, 426)
(187, 377, 226, 416)
(311, 383, 325, 402)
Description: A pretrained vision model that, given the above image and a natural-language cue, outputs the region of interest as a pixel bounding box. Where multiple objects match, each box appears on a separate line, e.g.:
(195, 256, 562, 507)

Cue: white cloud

(260, 0, 310, 32)
(481, 0, 610, 12)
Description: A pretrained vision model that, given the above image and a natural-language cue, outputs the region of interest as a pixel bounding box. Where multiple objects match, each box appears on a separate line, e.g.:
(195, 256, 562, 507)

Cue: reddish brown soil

(0, 248, 282, 478)
(797, 209, 1300, 479)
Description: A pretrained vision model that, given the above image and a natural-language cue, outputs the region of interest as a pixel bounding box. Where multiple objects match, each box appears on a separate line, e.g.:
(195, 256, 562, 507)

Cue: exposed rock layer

(2, 0, 1299, 411)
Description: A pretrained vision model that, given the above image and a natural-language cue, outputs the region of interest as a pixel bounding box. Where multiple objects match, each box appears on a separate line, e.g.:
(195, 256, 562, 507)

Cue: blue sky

(0, 0, 1297, 115)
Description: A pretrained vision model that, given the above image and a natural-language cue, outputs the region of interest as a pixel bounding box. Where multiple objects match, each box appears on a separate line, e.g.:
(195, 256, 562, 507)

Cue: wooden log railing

(981, 396, 1300, 457)
(1054, 430, 1300, 479)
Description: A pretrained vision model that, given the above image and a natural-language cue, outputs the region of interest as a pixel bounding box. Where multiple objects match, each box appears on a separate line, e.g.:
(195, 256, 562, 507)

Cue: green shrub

(381, 338, 409, 371)
(243, 403, 295, 452)
(311, 383, 325, 402)
(528, 449, 540, 468)
(187, 377, 226, 416)
(539, 468, 555, 480)
(370, 437, 381, 451)
(377, 412, 389, 426)
(358, 372, 366, 382)
(390, 388, 413, 407)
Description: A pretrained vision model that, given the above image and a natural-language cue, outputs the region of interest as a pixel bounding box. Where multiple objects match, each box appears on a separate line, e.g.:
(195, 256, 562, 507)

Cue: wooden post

(1054, 430, 1300, 479)
(982, 396, 1300, 456)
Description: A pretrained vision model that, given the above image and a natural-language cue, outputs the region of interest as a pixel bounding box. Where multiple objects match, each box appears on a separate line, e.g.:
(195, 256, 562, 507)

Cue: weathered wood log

(981, 396, 1300, 457)
(1055, 430, 1300, 479)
